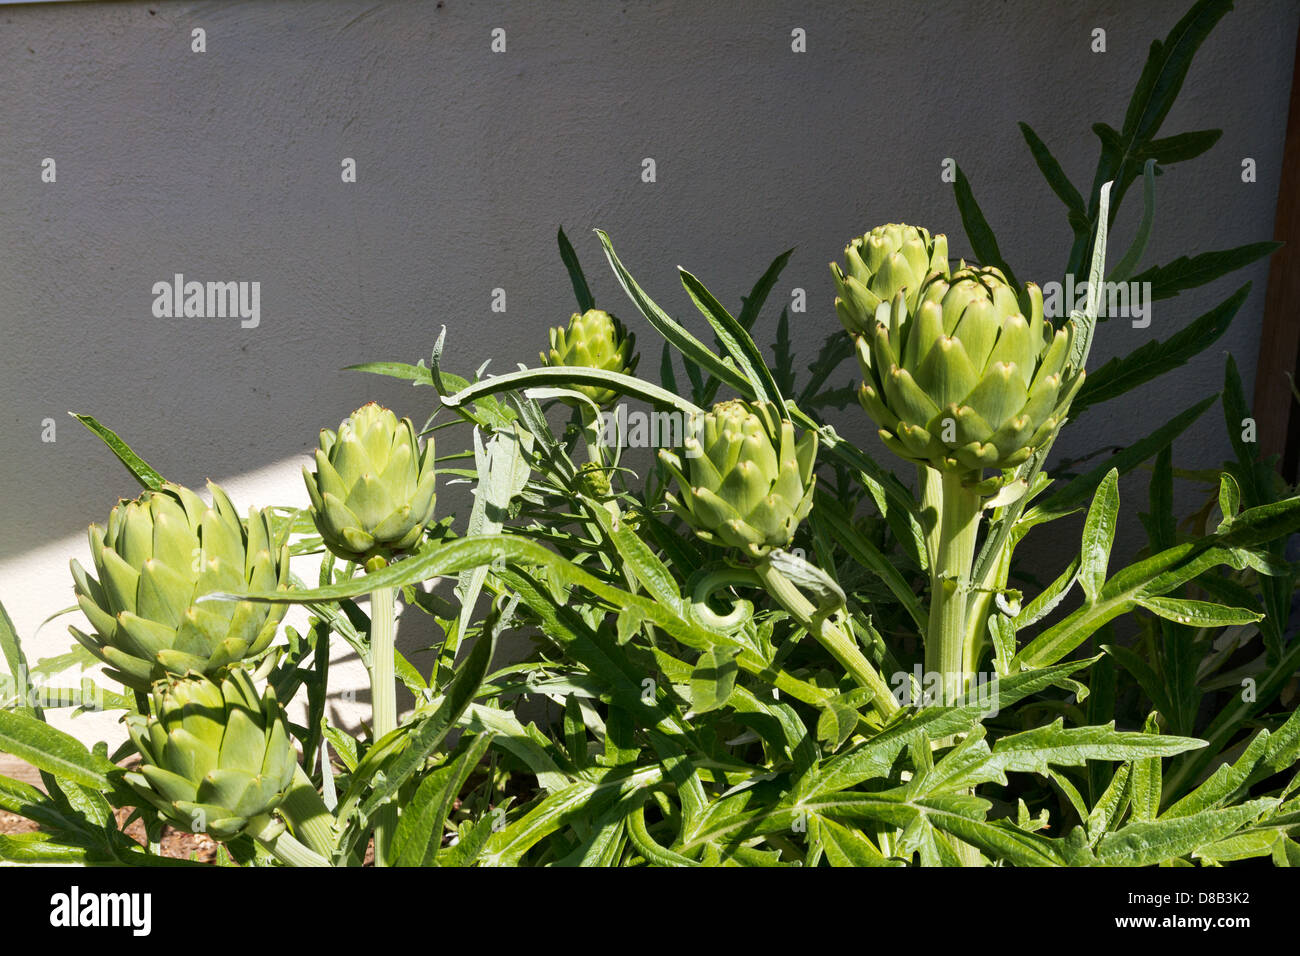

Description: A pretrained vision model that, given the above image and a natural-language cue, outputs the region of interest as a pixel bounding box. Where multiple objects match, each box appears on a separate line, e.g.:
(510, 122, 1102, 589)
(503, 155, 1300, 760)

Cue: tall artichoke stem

(368, 582, 398, 867)
(579, 404, 606, 466)
(921, 468, 982, 706)
(279, 764, 337, 860)
(249, 814, 331, 867)
(754, 560, 898, 718)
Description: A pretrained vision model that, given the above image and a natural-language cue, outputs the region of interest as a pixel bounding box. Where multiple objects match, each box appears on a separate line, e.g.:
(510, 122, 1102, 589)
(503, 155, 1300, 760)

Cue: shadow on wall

(0, 0, 1294, 576)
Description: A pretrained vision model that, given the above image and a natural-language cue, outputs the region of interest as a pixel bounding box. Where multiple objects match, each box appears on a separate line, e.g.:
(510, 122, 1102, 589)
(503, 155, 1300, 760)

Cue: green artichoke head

(303, 403, 437, 566)
(69, 482, 290, 692)
(540, 308, 639, 408)
(659, 400, 817, 558)
(125, 668, 296, 841)
(856, 266, 1085, 482)
(831, 224, 950, 335)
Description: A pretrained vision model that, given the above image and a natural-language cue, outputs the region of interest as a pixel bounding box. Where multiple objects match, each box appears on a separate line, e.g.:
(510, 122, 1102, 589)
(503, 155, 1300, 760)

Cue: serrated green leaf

(1096, 799, 1274, 866)
(990, 719, 1202, 779)
(816, 815, 893, 866)
(1131, 244, 1279, 300)
(1072, 286, 1249, 413)
(1028, 395, 1216, 521)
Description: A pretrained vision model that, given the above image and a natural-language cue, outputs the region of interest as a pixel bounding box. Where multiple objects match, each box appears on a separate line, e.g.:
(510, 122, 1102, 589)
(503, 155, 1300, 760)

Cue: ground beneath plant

(0, 807, 220, 862)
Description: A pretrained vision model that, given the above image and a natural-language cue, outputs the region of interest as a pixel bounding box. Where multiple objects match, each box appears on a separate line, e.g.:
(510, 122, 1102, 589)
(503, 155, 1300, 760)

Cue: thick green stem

(369, 583, 397, 866)
(920, 472, 986, 869)
(755, 559, 899, 718)
(580, 405, 607, 467)
(921, 468, 982, 705)
(249, 814, 331, 867)
(278, 764, 336, 860)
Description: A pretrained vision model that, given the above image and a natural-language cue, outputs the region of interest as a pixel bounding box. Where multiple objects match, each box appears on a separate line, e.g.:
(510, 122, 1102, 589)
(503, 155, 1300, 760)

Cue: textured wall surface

(0, 0, 1296, 745)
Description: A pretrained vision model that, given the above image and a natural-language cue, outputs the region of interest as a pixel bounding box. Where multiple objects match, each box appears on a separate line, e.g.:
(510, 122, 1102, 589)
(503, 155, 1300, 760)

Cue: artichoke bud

(577, 460, 612, 498)
(659, 399, 817, 558)
(540, 309, 639, 408)
(831, 224, 950, 336)
(124, 668, 296, 841)
(303, 403, 437, 566)
(69, 482, 290, 692)
(854, 266, 1085, 484)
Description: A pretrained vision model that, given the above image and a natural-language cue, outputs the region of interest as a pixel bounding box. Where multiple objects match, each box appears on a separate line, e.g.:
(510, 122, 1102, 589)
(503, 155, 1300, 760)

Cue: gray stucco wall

(1, 0, 1296, 743)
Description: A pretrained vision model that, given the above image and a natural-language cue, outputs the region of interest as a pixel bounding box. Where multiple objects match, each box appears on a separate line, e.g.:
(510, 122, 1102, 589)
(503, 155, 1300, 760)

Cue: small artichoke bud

(540, 309, 639, 408)
(831, 224, 950, 335)
(124, 668, 297, 841)
(303, 403, 437, 566)
(69, 482, 290, 692)
(855, 266, 1084, 481)
(659, 400, 817, 558)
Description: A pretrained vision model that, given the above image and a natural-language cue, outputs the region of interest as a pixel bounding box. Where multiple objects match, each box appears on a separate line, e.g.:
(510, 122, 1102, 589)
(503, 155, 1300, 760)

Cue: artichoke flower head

(856, 265, 1085, 484)
(541, 308, 639, 408)
(831, 224, 950, 336)
(659, 400, 817, 558)
(69, 481, 289, 692)
(303, 403, 436, 567)
(124, 668, 296, 841)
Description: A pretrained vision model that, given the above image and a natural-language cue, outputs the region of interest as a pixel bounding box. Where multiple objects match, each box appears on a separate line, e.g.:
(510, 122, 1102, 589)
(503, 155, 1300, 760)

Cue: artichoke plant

(831, 224, 950, 336)
(541, 308, 639, 408)
(659, 400, 817, 558)
(855, 265, 1085, 483)
(303, 403, 437, 567)
(124, 668, 296, 841)
(68, 482, 289, 692)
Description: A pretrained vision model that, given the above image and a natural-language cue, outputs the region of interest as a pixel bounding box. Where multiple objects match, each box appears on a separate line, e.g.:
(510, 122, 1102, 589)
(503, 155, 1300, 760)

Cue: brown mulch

(0, 810, 36, 836)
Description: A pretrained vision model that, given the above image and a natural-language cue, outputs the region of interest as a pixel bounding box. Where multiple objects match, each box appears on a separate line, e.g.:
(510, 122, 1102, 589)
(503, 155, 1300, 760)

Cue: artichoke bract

(831, 224, 950, 336)
(659, 400, 817, 557)
(856, 266, 1085, 480)
(125, 669, 296, 841)
(303, 403, 436, 566)
(540, 308, 639, 408)
(69, 482, 289, 692)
